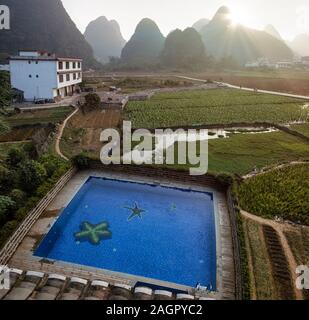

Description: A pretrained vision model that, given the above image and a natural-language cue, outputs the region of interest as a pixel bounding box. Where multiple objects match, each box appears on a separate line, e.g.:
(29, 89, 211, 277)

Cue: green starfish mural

(74, 221, 112, 245)
(124, 202, 146, 221)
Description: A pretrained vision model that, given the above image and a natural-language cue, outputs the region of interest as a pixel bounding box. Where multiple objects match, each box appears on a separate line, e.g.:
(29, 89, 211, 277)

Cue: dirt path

(242, 161, 308, 179)
(241, 210, 303, 300)
(55, 107, 79, 160)
(177, 76, 309, 100)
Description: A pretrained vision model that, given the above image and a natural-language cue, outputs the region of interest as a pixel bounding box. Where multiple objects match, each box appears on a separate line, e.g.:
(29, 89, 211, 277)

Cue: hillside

(161, 28, 206, 68)
(192, 18, 210, 32)
(289, 34, 309, 56)
(200, 6, 293, 64)
(84, 16, 126, 64)
(0, 0, 100, 69)
(121, 18, 165, 65)
(264, 25, 282, 40)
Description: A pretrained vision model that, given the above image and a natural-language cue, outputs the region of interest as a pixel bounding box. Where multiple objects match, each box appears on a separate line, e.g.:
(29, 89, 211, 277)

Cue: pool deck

(7, 169, 235, 300)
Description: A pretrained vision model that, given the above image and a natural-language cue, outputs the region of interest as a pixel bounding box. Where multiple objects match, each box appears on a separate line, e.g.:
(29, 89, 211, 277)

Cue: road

(177, 76, 309, 100)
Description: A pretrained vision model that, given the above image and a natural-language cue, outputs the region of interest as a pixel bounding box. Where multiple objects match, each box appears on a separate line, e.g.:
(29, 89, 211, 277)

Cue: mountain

(264, 25, 282, 40)
(289, 34, 309, 56)
(199, 6, 293, 64)
(161, 28, 206, 68)
(84, 16, 126, 64)
(121, 18, 165, 65)
(192, 19, 210, 32)
(0, 0, 100, 69)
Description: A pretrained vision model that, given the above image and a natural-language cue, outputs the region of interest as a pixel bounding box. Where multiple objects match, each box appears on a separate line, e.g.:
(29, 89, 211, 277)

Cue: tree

(0, 196, 15, 225)
(6, 147, 27, 167)
(17, 160, 46, 193)
(0, 165, 15, 193)
(81, 93, 101, 113)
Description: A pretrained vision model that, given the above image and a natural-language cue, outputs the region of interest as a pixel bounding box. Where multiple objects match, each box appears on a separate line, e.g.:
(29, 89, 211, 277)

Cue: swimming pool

(35, 177, 217, 289)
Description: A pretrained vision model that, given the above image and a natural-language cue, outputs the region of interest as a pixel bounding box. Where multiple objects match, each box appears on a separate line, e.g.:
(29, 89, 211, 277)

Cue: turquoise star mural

(124, 202, 146, 221)
(74, 221, 112, 245)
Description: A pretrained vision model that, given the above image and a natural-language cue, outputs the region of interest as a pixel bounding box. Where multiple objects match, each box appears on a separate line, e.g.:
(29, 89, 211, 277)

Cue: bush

(72, 153, 90, 169)
(0, 165, 16, 193)
(10, 189, 26, 206)
(0, 195, 15, 224)
(17, 160, 47, 194)
(6, 147, 27, 167)
(0, 220, 19, 248)
(40, 154, 68, 177)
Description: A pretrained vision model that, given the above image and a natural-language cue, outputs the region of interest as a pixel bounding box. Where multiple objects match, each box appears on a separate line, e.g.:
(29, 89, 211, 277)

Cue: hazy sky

(62, 0, 309, 41)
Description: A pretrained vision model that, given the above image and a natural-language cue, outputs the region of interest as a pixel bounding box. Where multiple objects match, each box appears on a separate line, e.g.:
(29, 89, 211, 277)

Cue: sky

(62, 0, 309, 41)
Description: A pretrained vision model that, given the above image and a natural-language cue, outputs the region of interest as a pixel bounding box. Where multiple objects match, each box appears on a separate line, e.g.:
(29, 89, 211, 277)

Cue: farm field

(124, 89, 306, 129)
(192, 70, 309, 96)
(4, 106, 74, 126)
(241, 217, 277, 299)
(235, 163, 309, 225)
(164, 131, 309, 176)
(60, 109, 121, 158)
(289, 123, 309, 137)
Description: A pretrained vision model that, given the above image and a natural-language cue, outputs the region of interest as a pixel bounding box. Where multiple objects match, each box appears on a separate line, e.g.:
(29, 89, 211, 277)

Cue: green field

(163, 131, 309, 175)
(235, 163, 309, 225)
(5, 106, 74, 126)
(125, 89, 306, 129)
(290, 123, 309, 137)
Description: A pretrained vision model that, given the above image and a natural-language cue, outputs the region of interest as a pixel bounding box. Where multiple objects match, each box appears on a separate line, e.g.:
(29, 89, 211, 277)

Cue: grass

(5, 106, 74, 126)
(242, 217, 277, 299)
(124, 89, 307, 129)
(163, 131, 309, 175)
(235, 163, 309, 225)
(290, 122, 309, 137)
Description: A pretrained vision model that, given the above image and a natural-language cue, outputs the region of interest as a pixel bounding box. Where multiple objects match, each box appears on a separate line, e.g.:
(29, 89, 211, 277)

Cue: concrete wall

(10, 60, 57, 101)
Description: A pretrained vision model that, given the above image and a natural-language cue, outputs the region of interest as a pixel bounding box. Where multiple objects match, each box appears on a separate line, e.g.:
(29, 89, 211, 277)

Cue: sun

(228, 7, 254, 28)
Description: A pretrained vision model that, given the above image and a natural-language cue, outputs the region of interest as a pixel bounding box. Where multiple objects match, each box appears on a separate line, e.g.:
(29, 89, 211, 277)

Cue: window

(29, 75, 32, 78)
(58, 61, 63, 70)
(35, 61, 38, 64)
(78, 72, 81, 79)
(66, 61, 70, 69)
(73, 73, 76, 80)
(66, 74, 70, 81)
(78, 62, 81, 69)
(36, 75, 39, 78)
(59, 75, 64, 83)
(73, 62, 76, 69)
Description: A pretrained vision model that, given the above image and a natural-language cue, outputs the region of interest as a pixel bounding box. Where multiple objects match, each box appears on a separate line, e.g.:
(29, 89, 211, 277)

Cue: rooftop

(10, 50, 82, 62)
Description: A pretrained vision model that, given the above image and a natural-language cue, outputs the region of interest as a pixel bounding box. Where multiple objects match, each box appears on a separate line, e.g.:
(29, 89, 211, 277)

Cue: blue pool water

(35, 177, 216, 289)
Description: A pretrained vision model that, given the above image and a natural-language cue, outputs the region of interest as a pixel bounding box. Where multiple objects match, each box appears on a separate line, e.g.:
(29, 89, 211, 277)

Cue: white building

(0, 64, 10, 71)
(9, 50, 82, 102)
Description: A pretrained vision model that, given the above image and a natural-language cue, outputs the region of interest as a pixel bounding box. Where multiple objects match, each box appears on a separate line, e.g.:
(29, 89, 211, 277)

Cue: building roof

(10, 51, 82, 62)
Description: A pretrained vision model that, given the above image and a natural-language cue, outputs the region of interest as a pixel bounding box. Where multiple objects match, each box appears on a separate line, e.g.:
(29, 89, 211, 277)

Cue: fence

(0, 167, 77, 265)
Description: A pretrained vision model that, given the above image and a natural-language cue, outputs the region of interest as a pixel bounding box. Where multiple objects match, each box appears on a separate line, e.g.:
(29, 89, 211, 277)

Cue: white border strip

(134, 287, 153, 295)
(48, 274, 66, 281)
(154, 290, 173, 298)
(26, 271, 44, 278)
(91, 280, 109, 288)
(70, 277, 87, 285)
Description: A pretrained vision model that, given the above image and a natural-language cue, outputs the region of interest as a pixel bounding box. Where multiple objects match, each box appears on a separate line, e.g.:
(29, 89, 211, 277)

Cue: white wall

(10, 60, 58, 101)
